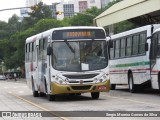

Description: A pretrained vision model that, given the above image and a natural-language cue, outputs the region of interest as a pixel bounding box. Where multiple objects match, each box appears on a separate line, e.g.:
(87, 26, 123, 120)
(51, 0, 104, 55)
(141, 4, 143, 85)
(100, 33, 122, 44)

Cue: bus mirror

(109, 40, 113, 48)
(145, 43, 148, 51)
(47, 47, 53, 55)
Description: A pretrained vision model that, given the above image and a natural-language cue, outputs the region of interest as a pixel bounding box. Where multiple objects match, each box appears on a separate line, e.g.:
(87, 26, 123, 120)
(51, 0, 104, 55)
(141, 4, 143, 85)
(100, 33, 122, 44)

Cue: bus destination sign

(63, 31, 95, 39)
(52, 29, 106, 40)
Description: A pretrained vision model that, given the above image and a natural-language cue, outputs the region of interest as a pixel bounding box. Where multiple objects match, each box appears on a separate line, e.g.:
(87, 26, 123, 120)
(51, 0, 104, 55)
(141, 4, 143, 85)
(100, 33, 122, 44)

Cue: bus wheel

(48, 94, 56, 101)
(76, 93, 81, 96)
(128, 74, 136, 93)
(39, 92, 46, 97)
(110, 84, 116, 90)
(91, 92, 99, 99)
(33, 91, 39, 97)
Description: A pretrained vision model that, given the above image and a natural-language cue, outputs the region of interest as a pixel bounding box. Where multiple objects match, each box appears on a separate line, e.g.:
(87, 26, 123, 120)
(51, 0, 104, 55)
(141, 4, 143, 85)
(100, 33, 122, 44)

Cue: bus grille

(64, 74, 98, 79)
(71, 85, 91, 90)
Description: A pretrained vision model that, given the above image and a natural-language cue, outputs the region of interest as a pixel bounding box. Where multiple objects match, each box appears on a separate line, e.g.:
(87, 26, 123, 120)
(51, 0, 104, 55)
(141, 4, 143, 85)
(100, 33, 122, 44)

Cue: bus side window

(39, 39, 43, 60)
(157, 32, 160, 57)
(126, 36, 132, 56)
(115, 39, 120, 58)
(110, 40, 115, 59)
(139, 33, 146, 54)
(132, 35, 139, 55)
(150, 33, 158, 60)
(25, 44, 28, 62)
(43, 38, 48, 60)
(120, 38, 126, 57)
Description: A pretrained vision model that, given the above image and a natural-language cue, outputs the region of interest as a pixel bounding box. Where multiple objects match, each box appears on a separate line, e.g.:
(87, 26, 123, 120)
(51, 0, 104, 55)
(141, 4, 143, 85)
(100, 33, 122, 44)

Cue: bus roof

(107, 24, 160, 40)
(153, 27, 160, 34)
(26, 26, 105, 44)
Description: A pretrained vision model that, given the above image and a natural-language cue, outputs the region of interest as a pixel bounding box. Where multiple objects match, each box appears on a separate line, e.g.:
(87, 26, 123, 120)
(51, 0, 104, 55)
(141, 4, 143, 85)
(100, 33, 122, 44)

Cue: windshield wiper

(65, 40, 75, 53)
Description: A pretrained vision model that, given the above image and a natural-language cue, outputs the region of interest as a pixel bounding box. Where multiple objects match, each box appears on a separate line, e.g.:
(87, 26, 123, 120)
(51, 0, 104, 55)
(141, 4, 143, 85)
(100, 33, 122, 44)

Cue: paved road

(0, 79, 160, 120)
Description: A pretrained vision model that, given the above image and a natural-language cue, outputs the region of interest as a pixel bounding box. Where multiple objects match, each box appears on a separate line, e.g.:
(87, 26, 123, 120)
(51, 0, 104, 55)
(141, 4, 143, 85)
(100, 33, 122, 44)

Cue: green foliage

(22, 2, 52, 30)
(102, 0, 122, 12)
(34, 19, 64, 33)
(69, 6, 101, 26)
(61, 18, 71, 26)
(114, 21, 137, 34)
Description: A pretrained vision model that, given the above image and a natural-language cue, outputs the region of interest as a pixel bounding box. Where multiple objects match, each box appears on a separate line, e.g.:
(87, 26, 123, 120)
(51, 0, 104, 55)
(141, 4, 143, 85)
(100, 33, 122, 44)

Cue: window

(39, 39, 43, 60)
(115, 40, 120, 58)
(126, 36, 132, 56)
(110, 41, 115, 59)
(29, 43, 32, 62)
(25, 44, 29, 61)
(132, 35, 139, 55)
(139, 33, 146, 54)
(32, 42, 36, 61)
(157, 32, 160, 57)
(150, 33, 157, 60)
(120, 38, 126, 57)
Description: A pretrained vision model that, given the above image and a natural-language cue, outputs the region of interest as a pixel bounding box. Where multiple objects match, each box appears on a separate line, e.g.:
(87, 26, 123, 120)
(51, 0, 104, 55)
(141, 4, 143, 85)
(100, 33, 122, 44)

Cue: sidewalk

(5, 78, 26, 83)
(0, 80, 55, 120)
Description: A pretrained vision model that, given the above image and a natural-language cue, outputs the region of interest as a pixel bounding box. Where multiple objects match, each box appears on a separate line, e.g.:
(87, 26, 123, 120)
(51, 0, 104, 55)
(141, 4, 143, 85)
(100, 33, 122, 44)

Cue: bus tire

(48, 94, 55, 101)
(39, 92, 46, 97)
(91, 92, 99, 99)
(128, 73, 136, 93)
(76, 93, 81, 96)
(110, 84, 116, 90)
(32, 79, 39, 97)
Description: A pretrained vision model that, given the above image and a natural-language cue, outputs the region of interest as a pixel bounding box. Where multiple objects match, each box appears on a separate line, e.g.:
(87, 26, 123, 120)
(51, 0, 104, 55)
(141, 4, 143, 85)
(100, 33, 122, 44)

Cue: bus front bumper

(50, 80, 110, 95)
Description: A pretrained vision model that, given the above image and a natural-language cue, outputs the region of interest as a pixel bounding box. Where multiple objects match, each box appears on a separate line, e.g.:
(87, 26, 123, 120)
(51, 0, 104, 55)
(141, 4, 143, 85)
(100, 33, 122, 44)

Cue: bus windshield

(51, 40, 108, 72)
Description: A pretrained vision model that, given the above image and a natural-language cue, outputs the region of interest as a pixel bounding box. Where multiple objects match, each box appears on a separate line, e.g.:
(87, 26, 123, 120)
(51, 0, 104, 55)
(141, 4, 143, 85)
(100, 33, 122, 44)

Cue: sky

(0, 0, 64, 22)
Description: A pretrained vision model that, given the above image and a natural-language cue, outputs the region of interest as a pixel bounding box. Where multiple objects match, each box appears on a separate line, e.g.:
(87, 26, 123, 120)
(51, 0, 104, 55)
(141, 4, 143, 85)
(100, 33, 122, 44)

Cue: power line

(0, 7, 30, 12)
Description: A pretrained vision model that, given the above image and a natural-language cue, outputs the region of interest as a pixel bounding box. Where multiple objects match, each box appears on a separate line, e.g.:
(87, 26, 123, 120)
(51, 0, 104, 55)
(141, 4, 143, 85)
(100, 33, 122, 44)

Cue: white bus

(150, 27, 160, 90)
(107, 24, 160, 93)
(25, 26, 110, 101)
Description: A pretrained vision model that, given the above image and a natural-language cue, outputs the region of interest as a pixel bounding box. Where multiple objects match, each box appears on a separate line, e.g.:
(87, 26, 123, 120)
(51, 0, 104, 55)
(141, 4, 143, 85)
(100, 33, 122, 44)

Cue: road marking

(8, 92, 69, 120)
(102, 94, 160, 108)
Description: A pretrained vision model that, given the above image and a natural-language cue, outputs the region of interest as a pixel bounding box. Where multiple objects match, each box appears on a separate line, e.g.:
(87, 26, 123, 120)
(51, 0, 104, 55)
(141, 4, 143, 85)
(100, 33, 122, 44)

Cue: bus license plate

(98, 86, 106, 90)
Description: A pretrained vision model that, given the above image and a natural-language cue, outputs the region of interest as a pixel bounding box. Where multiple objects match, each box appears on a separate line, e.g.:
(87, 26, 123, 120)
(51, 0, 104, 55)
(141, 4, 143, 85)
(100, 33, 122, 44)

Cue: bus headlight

(95, 74, 109, 83)
(55, 76, 66, 84)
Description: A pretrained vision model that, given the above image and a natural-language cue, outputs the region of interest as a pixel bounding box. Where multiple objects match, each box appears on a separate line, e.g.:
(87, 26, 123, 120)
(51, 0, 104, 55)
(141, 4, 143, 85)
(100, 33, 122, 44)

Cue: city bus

(25, 26, 110, 101)
(107, 24, 160, 93)
(150, 27, 160, 90)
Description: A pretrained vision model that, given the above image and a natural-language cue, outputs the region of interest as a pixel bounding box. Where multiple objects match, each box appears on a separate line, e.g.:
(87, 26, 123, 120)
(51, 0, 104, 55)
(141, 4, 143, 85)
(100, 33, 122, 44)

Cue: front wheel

(110, 84, 116, 90)
(33, 91, 39, 97)
(48, 94, 56, 101)
(91, 92, 99, 99)
(128, 74, 136, 93)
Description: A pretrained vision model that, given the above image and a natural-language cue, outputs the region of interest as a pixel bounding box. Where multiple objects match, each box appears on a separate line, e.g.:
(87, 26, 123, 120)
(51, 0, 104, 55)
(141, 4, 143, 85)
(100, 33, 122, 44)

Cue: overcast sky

(0, 0, 62, 22)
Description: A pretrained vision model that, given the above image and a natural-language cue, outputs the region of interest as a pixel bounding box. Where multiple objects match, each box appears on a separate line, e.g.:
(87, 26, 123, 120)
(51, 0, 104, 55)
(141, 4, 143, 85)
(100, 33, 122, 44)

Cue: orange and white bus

(25, 26, 110, 101)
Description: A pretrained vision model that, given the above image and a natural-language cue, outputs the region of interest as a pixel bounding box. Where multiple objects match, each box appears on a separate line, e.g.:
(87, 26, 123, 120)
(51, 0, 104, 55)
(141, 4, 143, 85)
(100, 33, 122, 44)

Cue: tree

(0, 21, 8, 40)
(69, 7, 101, 26)
(22, 2, 52, 29)
(34, 19, 64, 33)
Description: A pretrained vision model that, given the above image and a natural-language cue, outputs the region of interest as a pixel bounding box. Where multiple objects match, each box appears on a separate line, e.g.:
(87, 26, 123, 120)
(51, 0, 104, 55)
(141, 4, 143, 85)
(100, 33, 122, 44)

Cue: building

(56, 0, 110, 20)
(20, 0, 42, 20)
(26, 0, 42, 7)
